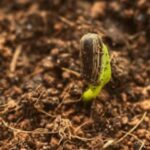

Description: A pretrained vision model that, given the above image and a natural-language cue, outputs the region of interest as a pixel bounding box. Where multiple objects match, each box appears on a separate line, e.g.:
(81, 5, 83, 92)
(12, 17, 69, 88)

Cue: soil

(0, 0, 150, 150)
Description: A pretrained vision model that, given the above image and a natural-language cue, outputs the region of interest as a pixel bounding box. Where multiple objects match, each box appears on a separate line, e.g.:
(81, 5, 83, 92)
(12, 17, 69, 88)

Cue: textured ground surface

(0, 0, 150, 149)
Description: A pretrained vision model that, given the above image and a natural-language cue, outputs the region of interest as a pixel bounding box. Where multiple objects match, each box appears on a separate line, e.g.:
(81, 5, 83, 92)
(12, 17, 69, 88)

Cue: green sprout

(80, 33, 111, 101)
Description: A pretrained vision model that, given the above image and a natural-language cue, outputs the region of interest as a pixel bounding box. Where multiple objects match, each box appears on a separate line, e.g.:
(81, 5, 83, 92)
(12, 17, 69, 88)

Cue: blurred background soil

(0, 0, 150, 149)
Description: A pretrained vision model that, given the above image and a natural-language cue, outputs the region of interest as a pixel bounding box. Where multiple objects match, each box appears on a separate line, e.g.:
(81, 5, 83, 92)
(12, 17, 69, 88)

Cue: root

(75, 119, 93, 133)
(0, 117, 57, 134)
(34, 90, 56, 118)
(1, 116, 95, 144)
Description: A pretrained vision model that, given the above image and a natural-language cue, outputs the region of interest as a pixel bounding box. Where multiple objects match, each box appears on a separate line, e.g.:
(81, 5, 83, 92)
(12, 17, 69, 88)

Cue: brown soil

(0, 0, 150, 150)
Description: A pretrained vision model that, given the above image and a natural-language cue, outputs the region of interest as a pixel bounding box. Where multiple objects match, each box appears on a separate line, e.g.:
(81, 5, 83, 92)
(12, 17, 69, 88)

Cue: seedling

(80, 33, 111, 101)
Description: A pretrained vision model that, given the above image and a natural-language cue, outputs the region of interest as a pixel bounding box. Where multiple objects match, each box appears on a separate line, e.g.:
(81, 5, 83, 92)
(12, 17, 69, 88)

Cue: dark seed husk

(80, 33, 103, 85)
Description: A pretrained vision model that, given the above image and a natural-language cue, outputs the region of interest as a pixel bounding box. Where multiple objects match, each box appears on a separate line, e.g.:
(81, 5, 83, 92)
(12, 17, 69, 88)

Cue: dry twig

(10, 46, 21, 72)
(115, 112, 147, 144)
(61, 67, 81, 77)
(103, 112, 147, 149)
(122, 131, 145, 150)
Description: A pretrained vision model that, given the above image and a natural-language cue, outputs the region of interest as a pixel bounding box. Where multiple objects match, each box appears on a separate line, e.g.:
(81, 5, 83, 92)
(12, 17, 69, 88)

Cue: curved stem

(82, 84, 103, 101)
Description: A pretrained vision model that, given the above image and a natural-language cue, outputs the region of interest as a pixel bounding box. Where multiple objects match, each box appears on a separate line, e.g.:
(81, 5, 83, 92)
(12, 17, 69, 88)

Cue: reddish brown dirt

(0, 0, 150, 150)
